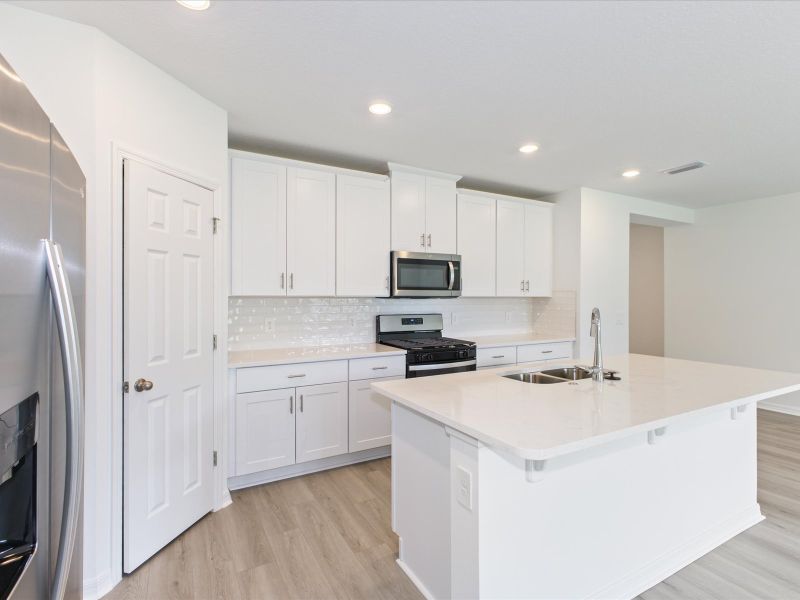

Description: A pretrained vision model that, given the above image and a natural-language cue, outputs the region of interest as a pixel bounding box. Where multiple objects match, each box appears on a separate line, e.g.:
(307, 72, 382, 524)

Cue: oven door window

(396, 258, 451, 291)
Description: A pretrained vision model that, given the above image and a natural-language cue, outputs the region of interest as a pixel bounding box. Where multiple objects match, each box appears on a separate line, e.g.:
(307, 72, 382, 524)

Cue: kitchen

(2, 1, 800, 599)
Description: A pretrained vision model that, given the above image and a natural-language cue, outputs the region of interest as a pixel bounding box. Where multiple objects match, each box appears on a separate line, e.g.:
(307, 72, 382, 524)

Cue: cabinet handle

(372, 366, 388, 370)
(289, 395, 294, 414)
(281, 272, 285, 289)
(491, 355, 505, 359)
(427, 233, 432, 247)
(542, 350, 553, 354)
(385, 276, 389, 291)
(525, 280, 530, 292)
(287, 373, 306, 379)
(300, 394, 304, 412)
(289, 273, 294, 290)
(520, 280, 525, 292)
(420, 234, 425, 248)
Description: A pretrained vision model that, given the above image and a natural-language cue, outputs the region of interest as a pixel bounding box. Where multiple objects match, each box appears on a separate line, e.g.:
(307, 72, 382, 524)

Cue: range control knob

(457, 349, 468, 359)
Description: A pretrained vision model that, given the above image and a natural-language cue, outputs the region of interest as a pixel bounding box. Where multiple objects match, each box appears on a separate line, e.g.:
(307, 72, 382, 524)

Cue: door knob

(134, 378, 154, 392)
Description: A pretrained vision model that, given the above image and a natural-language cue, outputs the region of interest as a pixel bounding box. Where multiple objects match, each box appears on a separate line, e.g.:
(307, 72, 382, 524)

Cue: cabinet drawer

(476, 346, 517, 368)
(516, 341, 572, 363)
(349, 355, 406, 380)
(236, 360, 348, 393)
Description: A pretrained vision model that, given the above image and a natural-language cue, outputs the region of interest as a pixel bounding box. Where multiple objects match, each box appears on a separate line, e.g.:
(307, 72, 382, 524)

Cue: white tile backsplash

(228, 291, 576, 351)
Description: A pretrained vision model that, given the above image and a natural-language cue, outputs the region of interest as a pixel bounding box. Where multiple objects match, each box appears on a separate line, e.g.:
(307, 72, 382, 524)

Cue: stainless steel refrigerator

(0, 53, 85, 600)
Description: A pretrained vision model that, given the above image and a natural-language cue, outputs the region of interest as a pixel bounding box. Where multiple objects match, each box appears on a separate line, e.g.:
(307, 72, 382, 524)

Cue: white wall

(0, 4, 228, 596)
(550, 188, 692, 359)
(629, 224, 664, 356)
(665, 191, 800, 413)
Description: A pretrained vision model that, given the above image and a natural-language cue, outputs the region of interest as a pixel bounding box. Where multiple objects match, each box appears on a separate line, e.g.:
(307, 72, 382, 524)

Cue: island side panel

(392, 402, 452, 600)
(473, 404, 760, 600)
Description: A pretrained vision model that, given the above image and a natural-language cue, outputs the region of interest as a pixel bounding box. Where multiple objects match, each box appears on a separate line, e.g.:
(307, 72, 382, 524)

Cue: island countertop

(371, 353, 800, 460)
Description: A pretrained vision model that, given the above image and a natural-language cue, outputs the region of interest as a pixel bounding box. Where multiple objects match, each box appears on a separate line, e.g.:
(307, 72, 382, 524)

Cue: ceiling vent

(660, 161, 707, 175)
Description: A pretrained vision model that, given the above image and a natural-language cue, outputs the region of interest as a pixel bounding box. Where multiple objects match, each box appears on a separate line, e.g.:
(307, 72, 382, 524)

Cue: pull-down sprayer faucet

(589, 308, 603, 382)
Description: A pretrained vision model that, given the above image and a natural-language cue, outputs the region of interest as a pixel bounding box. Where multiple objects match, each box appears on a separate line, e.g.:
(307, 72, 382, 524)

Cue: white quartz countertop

(470, 334, 575, 348)
(229, 343, 406, 368)
(371, 353, 800, 460)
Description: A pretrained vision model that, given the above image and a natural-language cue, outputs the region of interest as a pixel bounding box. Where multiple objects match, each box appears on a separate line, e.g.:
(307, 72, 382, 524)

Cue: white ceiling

(16, 0, 800, 207)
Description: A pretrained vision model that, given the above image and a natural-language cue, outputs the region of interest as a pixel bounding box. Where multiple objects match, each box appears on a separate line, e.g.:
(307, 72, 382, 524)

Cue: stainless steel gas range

(376, 314, 476, 378)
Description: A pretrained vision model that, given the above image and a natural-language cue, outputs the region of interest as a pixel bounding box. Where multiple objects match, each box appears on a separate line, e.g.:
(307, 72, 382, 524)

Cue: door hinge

(212, 217, 221, 234)
(213, 450, 218, 467)
(122, 381, 129, 393)
(213, 334, 218, 350)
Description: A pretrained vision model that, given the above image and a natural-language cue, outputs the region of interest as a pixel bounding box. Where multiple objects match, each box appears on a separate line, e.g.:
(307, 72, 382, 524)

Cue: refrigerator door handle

(44, 240, 84, 600)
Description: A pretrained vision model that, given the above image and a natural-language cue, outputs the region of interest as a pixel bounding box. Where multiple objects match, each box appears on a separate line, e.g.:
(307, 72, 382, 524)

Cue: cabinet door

(523, 203, 553, 297)
(391, 171, 427, 251)
(348, 377, 400, 452)
(336, 175, 391, 296)
(496, 199, 526, 297)
(457, 193, 496, 296)
(286, 167, 336, 296)
(296, 382, 348, 463)
(235, 388, 295, 475)
(230, 158, 287, 295)
(425, 177, 457, 253)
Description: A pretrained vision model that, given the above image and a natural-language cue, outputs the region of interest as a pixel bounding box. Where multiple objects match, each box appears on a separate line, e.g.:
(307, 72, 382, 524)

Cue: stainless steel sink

(502, 366, 594, 384)
(540, 367, 594, 381)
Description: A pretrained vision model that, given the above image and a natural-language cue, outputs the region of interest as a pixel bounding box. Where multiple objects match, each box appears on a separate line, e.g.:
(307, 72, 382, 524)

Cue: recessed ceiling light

(176, 0, 210, 10)
(622, 169, 640, 178)
(519, 144, 539, 154)
(368, 102, 392, 115)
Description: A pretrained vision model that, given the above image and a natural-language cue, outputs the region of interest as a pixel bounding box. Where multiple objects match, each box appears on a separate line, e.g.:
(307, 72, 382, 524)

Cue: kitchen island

(372, 354, 800, 600)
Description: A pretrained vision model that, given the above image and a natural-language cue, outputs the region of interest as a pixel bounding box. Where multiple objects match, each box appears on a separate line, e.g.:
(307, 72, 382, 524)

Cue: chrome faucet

(590, 308, 603, 382)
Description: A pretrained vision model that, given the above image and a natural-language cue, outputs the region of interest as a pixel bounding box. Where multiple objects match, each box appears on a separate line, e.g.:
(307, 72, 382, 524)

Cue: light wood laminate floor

(109, 409, 800, 599)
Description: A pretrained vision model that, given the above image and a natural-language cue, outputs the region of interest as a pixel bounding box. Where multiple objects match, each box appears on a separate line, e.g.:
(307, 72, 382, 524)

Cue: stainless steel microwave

(390, 251, 462, 298)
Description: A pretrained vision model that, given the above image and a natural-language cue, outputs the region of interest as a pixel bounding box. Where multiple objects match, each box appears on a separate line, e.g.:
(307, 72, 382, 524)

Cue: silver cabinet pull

(134, 378, 154, 392)
(289, 272, 294, 290)
(420, 233, 425, 247)
(520, 280, 525, 292)
(281, 272, 285, 289)
(372, 366, 388, 370)
(300, 394, 304, 412)
(542, 350, 553, 354)
(290, 395, 294, 414)
(427, 233, 432, 247)
(287, 373, 306, 379)
(491, 355, 505, 359)
(385, 275, 389, 291)
(525, 280, 530, 292)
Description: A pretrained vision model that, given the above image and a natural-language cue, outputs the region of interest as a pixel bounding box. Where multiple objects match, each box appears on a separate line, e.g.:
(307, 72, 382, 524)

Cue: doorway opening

(629, 223, 664, 356)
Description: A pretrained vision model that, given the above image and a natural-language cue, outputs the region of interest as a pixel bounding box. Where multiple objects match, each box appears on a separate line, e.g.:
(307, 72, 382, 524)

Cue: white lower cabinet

(295, 382, 349, 463)
(235, 388, 296, 475)
(349, 377, 401, 452)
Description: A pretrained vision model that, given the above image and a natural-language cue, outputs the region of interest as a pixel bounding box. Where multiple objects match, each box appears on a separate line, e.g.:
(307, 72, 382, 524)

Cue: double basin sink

(503, 367, 594, 385)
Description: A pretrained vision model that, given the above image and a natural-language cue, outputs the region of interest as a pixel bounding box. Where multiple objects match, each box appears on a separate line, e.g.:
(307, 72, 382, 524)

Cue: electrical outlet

(456, 466, 473, 511)
(264, 317, 277, 332)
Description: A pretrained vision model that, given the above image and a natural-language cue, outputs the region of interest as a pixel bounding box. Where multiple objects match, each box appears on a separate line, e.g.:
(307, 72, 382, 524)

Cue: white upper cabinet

(496, 199, 526, 297)
(524, 203, 554, 297)
(336, 174, 391, 296)
(286, 167, 336, 296)
(457, 192, 496, 296)
(390, 171, 427, 251)
(425, 177, 457, 253)
(230, 158, 287, 296)
(389, 164, 460, 253)
(496, 198, 553, 297)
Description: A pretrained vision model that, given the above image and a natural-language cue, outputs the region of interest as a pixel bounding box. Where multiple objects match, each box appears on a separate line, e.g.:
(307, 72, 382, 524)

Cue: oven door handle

(447, 261, 455, 291)
(408, 359, 476, 372)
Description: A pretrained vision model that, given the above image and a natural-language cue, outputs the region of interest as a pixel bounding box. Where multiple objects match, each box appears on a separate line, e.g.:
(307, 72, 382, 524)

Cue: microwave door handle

(44, 240, 84, 600)
(447, 261, 455, 290)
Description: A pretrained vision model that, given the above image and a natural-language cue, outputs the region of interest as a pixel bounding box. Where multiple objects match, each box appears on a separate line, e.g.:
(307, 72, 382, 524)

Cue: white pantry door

(123, 159, 215, 572)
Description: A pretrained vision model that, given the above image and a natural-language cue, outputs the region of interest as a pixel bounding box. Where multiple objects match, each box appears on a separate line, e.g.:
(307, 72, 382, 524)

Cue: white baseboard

(588, 504, 764, 600)
(83, 568, 117, 600)
(227, 446, 391, 490)
(759, 400, 800, 417)
(396, 558, 436, 600)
